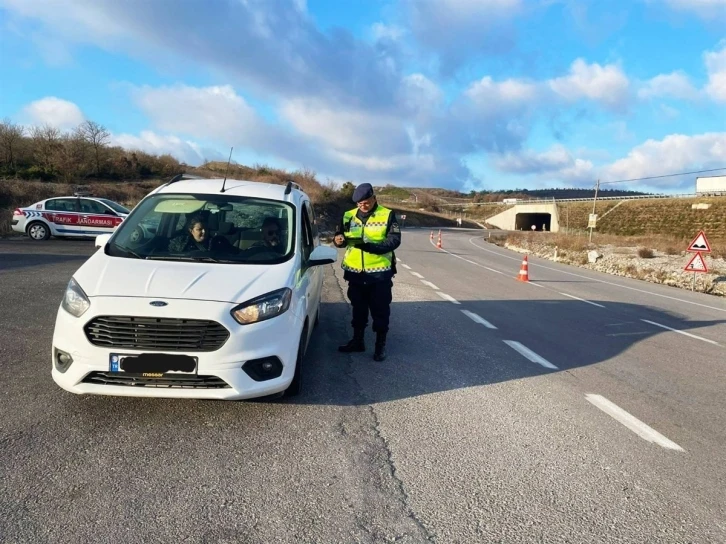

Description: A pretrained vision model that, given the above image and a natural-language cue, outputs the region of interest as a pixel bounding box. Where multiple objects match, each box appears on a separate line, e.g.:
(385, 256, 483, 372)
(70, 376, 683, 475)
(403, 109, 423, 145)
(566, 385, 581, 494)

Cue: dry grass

(637, 247, 655, 258)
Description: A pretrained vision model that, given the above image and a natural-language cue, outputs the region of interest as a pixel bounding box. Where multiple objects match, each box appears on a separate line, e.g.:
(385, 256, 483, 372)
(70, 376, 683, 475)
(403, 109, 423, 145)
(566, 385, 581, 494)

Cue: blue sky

(1, 0, 725, 194)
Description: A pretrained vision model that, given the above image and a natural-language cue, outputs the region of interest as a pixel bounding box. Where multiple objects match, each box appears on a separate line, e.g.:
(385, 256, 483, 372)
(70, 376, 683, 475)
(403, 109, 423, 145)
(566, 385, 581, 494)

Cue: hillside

(0, 164, 481, 236)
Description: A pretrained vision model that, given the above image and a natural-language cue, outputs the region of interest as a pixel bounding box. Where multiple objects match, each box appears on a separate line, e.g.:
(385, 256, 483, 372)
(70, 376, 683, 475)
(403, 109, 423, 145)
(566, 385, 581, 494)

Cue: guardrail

(382, 191, 726, 208)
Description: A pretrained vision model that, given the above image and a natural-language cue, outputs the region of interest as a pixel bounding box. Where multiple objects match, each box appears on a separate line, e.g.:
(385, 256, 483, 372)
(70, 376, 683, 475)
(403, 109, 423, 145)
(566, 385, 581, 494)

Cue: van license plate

(109, 353, 198, 375)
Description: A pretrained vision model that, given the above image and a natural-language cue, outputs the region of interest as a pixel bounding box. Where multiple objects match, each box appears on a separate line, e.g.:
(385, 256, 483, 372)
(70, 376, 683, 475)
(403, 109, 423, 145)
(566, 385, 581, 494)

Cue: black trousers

(346, 280, 393, 333)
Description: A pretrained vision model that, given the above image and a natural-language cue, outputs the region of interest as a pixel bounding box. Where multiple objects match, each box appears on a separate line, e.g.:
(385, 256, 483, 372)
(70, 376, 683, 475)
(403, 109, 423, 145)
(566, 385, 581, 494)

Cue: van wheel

(284, 326, 307, 397)
(27, 221, 50, 241)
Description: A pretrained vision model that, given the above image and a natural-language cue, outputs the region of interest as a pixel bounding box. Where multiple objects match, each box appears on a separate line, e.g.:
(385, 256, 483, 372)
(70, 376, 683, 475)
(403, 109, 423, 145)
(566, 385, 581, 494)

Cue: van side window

(301, 205, 314, 263)
(305, 201, 318, 239)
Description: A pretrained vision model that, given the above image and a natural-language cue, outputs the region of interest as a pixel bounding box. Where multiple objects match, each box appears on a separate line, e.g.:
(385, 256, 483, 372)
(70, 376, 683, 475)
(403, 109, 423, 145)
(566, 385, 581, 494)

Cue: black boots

(373, 332, 387, 362)
(339, 329, 388, 361)
(338, 328, 365, 353)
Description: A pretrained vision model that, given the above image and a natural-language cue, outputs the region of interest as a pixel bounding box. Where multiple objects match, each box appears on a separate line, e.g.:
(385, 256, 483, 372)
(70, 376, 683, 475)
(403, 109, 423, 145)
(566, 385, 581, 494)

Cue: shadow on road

(0, 252, 92, 272)
(289, 295, 725, 407)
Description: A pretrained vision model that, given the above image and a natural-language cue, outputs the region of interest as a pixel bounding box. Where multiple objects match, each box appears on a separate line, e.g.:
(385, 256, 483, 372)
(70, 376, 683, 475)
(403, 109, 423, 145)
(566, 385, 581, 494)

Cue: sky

(0, 0, 725, 194)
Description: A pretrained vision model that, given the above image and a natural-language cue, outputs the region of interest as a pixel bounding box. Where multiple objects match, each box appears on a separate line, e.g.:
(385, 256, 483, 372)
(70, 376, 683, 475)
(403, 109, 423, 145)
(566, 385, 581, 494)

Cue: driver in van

(168, 214, 212, 252)
(251, 217, 284, 251)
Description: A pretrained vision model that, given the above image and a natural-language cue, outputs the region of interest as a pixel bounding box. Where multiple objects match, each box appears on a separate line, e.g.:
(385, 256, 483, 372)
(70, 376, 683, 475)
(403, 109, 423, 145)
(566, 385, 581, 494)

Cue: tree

(339, 181, 355, 200)
(76, 120, 110, 177)
(0, 118, 25, 171)
(31, 124, 62, 176)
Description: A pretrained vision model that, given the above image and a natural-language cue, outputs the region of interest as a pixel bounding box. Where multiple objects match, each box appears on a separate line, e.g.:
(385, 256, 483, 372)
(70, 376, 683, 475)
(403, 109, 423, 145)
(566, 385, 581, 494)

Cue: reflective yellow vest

(341, 205, 393, 274)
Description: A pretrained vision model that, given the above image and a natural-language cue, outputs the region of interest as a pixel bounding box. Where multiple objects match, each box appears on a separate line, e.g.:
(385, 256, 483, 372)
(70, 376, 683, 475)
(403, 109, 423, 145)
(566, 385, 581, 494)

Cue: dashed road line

(585, 394, 684, 451)
(559, 292, 606, 308)
(467, 237, 726, 314)
(420, 280, 440, 290)
(429, 238, 506, 275)
(411, 271, 424, 279)
(436, 292, 461, 305)
(503, 340, 558, 370)
(401, 264, 412, 270)
(641, 319, 720, 346)
(461, 310, 497, 329)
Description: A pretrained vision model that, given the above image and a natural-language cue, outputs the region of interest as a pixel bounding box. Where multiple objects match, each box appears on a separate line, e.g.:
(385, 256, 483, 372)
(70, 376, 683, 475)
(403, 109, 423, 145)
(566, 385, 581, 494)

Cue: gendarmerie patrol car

(12, 193, 130, 241)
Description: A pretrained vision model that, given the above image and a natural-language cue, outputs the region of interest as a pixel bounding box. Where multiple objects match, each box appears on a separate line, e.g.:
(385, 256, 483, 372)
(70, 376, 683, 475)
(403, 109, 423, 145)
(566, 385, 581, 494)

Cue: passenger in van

(168, 214, 212, 252)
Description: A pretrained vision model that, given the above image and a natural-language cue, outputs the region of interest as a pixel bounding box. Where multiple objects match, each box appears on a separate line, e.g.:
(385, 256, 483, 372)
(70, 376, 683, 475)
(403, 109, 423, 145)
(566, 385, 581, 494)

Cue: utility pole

(589, 178, 600, 243)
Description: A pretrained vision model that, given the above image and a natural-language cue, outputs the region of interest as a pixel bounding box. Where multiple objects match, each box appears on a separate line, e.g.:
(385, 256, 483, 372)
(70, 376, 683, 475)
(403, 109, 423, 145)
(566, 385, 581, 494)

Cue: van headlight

(231, 288, 292, 325)
(62, 278, 91, 317)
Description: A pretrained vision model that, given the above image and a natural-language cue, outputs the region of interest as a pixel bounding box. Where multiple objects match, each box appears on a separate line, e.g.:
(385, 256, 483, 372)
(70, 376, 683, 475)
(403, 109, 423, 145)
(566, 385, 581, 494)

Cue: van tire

(284, 326, 307, 397)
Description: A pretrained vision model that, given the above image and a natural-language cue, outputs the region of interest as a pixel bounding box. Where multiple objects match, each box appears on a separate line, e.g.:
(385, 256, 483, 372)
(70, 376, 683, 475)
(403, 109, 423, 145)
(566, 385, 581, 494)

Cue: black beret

(352, 183, 374, 202)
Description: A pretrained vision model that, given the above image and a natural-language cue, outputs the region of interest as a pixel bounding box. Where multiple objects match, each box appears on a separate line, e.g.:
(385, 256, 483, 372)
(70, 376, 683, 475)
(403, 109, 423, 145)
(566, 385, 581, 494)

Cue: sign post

(684, 230, 711, 291)
(400, 214, 406, 229)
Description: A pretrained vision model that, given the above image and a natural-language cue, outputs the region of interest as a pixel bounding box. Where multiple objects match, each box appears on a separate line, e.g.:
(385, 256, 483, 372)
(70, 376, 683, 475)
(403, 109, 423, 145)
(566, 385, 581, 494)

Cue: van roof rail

(284, 180, 301, 195)
(166, 173, 207, 186)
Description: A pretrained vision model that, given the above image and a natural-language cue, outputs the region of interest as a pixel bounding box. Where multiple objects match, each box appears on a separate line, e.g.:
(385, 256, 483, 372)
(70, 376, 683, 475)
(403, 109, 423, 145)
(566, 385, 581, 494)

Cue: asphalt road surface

(1, 230, 725, 543)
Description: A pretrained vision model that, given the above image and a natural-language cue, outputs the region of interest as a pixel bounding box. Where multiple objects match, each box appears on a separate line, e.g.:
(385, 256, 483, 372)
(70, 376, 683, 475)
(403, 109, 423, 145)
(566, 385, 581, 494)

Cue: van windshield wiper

(112, 244, 145, 259)
(146, 255, 235, 263)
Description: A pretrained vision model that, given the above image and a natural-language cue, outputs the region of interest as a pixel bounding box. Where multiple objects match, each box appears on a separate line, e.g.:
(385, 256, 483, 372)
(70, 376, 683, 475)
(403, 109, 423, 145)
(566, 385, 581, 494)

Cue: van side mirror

(308, 245, 337, 266)
(95, 233, 112, 248)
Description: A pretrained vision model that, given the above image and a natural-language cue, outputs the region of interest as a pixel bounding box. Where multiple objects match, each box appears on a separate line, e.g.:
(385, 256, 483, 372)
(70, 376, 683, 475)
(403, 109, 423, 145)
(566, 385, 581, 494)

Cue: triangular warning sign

(684, 252, 708, 273)
(687, 230, 711, 253)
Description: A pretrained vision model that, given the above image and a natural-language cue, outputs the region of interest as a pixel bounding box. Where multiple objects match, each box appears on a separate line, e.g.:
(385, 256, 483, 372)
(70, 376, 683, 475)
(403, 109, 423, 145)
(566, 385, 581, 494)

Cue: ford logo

(149, 301, 168, 307)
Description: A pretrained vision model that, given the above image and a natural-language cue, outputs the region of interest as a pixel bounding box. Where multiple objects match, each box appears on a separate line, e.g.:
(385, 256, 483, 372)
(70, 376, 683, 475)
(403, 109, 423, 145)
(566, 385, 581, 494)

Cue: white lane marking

(410, 271, 424, 279)
(420, 280, 440, 290)
(585, 394, 684, 451)
(436, 292, 461, 304)
(503, 340, 558, 370)
(461, 310, 497, 329)
(559, 292, 606, 308)
(641, 319, 720, 346)
(429, 238, 506, 275)
(606, 331, 650, 337)
(468, 238, 726, 314)
(401, 264, 412, 270)
(528, 282, 546, 288)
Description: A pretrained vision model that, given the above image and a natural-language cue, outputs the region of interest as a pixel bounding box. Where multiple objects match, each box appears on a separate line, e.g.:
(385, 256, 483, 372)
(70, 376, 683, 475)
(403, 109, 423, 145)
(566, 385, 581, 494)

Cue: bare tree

(76, 120, 110, 177)
(31, 124, 62, 175)
(56, 132, 88, 182)
(0, 118, 25, 170)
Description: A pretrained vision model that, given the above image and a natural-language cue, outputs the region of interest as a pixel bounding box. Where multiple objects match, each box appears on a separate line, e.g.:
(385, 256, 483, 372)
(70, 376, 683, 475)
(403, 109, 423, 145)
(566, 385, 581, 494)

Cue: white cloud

(603, 132, 726, 187)
(371, 23, 406, 42)
(464, 76, 538, 115)
(403, 0, 524, 73)
(493, 132, 726, 189)
(638, 71, 699, 101)
(704, 43, 726, 102)
(549, 59, 630, 111)
(279, 98, 409, 154)
(659, 0, 726, 21)
(21, 97, 85, 130)
(110, 131, 210, 165)
(494, 144, 595, 183)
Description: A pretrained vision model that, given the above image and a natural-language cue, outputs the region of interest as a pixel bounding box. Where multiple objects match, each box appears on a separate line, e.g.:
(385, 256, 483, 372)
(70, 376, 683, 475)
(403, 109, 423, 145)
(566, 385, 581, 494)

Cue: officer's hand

(334, 234, 345, 246)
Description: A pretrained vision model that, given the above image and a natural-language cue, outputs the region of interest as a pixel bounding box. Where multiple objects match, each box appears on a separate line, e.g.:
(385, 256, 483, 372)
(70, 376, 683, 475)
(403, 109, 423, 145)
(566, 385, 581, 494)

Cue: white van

(51, 175, 337, 400)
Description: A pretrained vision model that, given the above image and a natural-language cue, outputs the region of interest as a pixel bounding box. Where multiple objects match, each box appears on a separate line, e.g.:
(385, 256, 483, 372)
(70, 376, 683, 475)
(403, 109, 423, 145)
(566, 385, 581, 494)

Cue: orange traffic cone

(517, 255, 529, 282)
(437, 231, 442, 249)
(430, 230, 434, 240)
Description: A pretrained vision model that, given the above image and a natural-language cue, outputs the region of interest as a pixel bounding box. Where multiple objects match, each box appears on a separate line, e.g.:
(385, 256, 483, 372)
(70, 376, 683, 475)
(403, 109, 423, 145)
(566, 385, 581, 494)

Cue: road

(1, 229, 725, 543)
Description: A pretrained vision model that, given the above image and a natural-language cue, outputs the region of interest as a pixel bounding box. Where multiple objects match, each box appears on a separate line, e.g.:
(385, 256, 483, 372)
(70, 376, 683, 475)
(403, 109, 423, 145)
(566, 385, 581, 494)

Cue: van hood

(74, 250, 294, 304)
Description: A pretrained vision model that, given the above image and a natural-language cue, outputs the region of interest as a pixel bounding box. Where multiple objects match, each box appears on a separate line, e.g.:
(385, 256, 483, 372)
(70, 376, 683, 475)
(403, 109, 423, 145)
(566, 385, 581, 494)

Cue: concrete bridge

(486, 202, 560, 232)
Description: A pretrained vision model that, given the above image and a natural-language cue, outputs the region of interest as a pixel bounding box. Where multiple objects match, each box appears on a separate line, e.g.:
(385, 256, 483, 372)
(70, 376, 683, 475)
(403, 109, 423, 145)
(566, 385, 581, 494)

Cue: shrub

(637, 247, 655, 258)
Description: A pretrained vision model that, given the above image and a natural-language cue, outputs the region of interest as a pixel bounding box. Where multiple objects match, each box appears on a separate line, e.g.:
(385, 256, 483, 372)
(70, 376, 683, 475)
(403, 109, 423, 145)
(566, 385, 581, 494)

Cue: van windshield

(107, 193, 295, 264)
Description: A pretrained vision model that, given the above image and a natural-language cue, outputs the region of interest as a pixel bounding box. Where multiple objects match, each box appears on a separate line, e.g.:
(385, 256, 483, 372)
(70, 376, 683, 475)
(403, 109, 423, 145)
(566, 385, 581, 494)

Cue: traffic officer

(333, 183, 401, 361)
